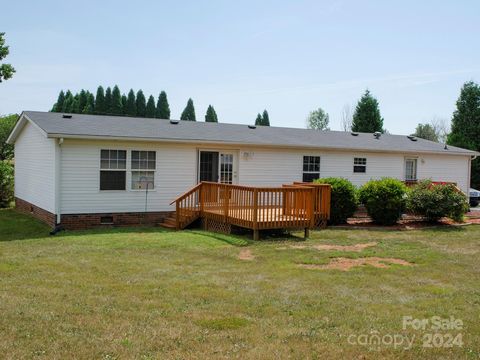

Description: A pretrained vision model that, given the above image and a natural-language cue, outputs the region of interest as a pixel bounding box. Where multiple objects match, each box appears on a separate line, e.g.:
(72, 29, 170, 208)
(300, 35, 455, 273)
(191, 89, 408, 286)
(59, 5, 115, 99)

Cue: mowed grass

(0, 209, 479, 359)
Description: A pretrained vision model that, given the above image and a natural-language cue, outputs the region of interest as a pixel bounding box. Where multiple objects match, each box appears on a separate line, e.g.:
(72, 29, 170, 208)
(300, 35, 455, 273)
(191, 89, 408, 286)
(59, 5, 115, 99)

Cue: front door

(198, 150, 237, 184)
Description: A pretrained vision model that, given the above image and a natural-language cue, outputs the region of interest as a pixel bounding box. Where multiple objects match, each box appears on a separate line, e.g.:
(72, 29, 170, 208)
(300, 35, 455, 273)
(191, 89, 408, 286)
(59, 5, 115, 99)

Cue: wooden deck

(171, 182, 331, 240)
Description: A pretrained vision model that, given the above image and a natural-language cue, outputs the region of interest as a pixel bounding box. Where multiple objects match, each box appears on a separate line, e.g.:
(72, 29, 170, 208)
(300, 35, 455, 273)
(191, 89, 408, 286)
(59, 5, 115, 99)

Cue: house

(6, 111, 478, 230)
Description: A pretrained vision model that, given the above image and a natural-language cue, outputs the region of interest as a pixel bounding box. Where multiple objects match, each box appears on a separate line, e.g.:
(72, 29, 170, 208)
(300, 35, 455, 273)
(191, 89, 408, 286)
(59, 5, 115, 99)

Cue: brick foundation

(60, 211, 173, 230)
(15, 197, 56, 228)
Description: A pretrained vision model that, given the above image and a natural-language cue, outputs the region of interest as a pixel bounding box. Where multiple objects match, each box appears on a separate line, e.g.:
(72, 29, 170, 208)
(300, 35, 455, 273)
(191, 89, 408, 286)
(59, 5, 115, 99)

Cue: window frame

(99, 149, 127, 191)
(353, 157, 367, 173)
(130, 150, 157, 190)
(404, 157, 418, 181)
(302, 155, 321, 183)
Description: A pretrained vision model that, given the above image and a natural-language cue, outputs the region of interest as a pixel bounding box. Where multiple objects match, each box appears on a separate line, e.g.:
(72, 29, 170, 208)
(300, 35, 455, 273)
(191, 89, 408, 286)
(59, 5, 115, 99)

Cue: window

(131, 151, 156, 189)
(100, 150, 126, 190)
(302, 156, 320, 182)
(405, 158, 418, 181)
(353, 157, 367, 173)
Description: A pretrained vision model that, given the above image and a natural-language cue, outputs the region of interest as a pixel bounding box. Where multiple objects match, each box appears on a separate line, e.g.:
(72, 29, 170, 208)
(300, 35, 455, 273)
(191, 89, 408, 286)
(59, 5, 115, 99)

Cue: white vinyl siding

(60, 140, 197, 213)
(14, 122, 57, 213)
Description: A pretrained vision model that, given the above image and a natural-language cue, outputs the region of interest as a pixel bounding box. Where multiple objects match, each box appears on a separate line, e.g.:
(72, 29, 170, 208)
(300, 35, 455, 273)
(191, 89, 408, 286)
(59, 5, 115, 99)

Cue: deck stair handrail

(170, 181, 331, 235)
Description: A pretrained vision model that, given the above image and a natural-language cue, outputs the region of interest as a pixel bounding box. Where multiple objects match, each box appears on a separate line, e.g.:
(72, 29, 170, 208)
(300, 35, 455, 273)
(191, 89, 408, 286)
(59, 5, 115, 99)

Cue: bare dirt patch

(238, 249, 255, 261)
(278, 242, 377, 252)
(299, 257, 413, 271)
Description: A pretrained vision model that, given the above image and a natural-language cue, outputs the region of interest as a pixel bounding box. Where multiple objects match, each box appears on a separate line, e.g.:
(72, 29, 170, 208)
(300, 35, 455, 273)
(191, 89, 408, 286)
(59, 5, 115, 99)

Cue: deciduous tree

(0, 32, 15, 82)
(306, 108, 330, 130)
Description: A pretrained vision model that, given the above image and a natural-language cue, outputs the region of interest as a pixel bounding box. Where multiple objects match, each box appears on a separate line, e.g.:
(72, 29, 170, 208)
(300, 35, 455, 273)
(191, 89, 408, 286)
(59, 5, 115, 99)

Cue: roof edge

(46, 133, 479, 157)
(6, 112, 49, 144)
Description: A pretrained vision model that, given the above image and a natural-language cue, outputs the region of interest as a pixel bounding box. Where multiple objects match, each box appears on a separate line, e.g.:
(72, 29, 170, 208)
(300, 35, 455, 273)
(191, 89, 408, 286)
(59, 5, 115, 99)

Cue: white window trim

(130, 150, 157, 191)
(404, 157, 418, 181)
(302, 155, 321, 182)
(99, 149, 128, 191)
(353, 157, 367, 174)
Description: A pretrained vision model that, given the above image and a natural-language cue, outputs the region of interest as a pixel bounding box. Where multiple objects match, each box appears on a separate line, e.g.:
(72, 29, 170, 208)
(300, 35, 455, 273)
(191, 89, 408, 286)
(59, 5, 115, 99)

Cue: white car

(470, 188, 480, 207)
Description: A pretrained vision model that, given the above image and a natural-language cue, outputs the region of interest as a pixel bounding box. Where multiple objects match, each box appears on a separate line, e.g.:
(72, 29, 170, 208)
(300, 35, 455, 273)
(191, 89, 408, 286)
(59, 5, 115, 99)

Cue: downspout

(51, 138, 63, 234)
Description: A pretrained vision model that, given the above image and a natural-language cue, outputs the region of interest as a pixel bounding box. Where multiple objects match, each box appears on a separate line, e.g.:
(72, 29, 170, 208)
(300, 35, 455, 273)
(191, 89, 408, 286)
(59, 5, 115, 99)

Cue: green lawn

(0, 209, 479, 359)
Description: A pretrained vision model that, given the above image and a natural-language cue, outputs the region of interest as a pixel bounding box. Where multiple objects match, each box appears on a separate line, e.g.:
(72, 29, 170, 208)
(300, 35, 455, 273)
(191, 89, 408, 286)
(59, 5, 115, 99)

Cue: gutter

(45, 133, 479, 158)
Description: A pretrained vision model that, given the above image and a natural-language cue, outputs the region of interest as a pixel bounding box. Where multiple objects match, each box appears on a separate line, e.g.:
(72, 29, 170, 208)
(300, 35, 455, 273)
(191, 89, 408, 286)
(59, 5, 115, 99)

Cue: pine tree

(136, 90, 147, 117)
(78, 90, 88, 114)
(125, 89, 136, 116)
(351, 89, 384, 133)
(447, 81, 480, 188)
(155, 91, 170, 119)
(262, 110, 270, 126)
(71, 94, 80, 113)
(255, 113, 262, 126)
(104, 87, 113, 114)
(146, 95, 156, 118)
(94, 86, 106, 114)
(52, 90, 65, 112)
(205, 105, 218, 122)
(121, 94, 127, 115)
(180, 98, 196, 121)
(62, 91, 74, 112)
(110, 85, 123, 115)
(83, 92, 95, 114)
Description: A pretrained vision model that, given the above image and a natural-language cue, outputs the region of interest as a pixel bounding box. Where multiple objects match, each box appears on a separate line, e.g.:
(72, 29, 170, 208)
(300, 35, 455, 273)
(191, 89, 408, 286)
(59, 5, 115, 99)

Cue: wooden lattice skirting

(202, 218, 232, 234)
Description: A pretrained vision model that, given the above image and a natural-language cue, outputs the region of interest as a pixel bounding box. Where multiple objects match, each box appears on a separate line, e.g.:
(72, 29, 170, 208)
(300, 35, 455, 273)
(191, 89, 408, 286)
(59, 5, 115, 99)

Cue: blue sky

(1, 0, 479, 134)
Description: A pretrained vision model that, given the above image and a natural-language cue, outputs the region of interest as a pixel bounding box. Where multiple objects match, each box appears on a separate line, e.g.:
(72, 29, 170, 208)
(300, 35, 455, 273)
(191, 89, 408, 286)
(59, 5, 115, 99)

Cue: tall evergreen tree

(110, 85, 123, 115)
(155, 91, 170, 119)
(121, 94, 127, 115)
(180, 98, 196, 121)
(104, 87, 113, 114)
(136, 90, 147, 117)
(205, 105, 218, 122)
(447, 81, 480, 188)
(125, 89, 136, 116)
(255, 113, 262, 126)
(262, 110, 270, 126)
(62, 90, 74, 112)
(146, 95, 156, 118)
(351, 90, 384, 133)
(94, 86, 106, 114)
(83, 92, 95, 114)
(51, 90, 66, 112)
(78, 89, 88, 114)
(71, 94, 80, 113)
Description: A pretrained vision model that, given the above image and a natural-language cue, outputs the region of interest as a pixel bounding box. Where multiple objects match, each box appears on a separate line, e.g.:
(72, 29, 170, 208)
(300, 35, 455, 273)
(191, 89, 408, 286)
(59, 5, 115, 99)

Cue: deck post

(175, 201, 180, 230)
(304, 227, 310, 239)
(253, 188, 259, 240)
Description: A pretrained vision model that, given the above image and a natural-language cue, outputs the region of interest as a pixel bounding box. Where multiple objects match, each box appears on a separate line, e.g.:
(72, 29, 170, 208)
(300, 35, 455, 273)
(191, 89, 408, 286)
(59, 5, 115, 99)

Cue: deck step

(159, 222, 176, 229)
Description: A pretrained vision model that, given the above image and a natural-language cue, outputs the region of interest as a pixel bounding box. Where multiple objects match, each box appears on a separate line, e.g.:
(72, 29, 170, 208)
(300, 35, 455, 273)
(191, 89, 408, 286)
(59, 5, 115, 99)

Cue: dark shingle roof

(17, 111, 478, 156)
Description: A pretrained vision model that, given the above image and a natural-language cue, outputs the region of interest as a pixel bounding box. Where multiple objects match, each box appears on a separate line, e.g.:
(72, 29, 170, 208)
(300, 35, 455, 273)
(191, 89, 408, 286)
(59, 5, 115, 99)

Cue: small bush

(358, 178, 407, 225)
(0, 161, 14, 208)
(315, 177, 358, 224)
(406, 180, 469, 222)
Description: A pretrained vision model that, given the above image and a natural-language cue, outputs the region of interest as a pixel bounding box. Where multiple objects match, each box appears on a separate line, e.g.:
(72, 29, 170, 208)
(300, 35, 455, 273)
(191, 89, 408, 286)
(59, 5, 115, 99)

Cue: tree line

(50, 86, 221, 123)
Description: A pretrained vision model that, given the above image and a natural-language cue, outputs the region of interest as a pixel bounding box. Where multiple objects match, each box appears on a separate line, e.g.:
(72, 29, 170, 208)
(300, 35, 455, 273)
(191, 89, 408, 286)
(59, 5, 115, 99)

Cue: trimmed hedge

(0, 161, 14, 208)
(358, 178, 407, 225)
(315, 177, 358, 224)
(406, 180, 469, 222)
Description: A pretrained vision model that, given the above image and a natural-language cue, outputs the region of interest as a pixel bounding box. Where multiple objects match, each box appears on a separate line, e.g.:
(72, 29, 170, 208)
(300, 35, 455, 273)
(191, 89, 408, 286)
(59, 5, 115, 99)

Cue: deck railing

(171, 182, 331, 237)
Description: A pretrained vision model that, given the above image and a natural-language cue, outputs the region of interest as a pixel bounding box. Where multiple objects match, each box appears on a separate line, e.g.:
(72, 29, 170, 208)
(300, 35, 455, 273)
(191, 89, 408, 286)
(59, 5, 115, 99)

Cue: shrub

(0, 161, 14, 208)
(315, 177, 358, 224)
(406, 180, 469, 222)
(358, 178, 407, 225)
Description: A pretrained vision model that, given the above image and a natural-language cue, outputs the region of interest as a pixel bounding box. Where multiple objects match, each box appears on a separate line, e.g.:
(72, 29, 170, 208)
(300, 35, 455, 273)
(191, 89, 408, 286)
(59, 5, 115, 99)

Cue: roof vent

(170, 119, 179, 125)
(373, 131, 381, 139)
(444, 144, 448, 150)
(248, 125, 256, 129)
(351, 132, 359, 136)
(62, 114, 73, 119)
(407, 135, 418, 141)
